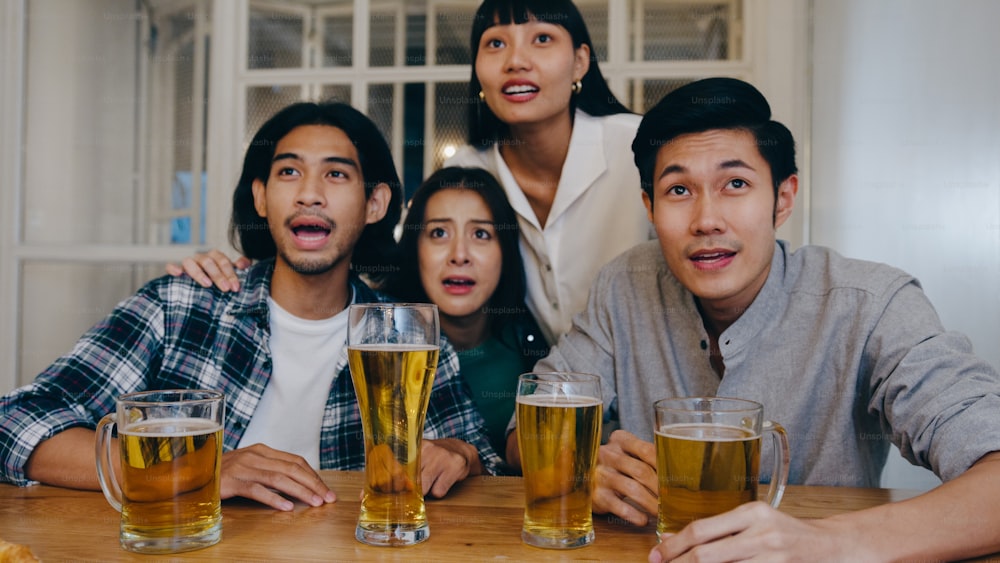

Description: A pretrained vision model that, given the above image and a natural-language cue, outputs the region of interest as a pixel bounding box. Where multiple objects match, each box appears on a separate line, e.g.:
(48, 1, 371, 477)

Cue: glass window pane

(406, 10, 427, 66)
(19, 262, 166, 386)
(321, 12, 353, 67)
(246, 85, 305, 145)
(368, 83, 396, 146)
(632, 0, 741, 61)
(628, 78, 694, 114)
(320, 84, 352, 104)
(577, 1, 608, 62)
(23, 2, 139, 245)
(248, 5, 304, 69)
(435, 5, 476, 65)
(370, 8, 398, 67)
(432, 82, 469, 172)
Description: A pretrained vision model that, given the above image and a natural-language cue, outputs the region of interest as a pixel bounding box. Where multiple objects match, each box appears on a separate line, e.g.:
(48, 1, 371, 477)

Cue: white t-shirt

(446, 110, 654, 344)
(237, 296, 349, 468)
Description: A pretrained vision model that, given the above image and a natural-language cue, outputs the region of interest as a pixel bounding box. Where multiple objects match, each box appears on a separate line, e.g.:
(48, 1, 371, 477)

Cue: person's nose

(691, 194, 726, 235)
(448, 237, 471, 265)
(504, 38, 531, 72)
(295, 174, 325, 207)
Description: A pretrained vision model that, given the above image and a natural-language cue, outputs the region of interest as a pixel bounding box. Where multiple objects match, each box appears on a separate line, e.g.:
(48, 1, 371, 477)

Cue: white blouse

(446, 110, 655, 344)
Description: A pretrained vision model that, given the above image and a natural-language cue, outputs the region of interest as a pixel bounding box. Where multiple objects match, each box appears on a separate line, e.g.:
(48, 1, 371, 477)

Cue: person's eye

(536, 33, 552, 44)
(473, 228, 493, 240)
(484, 37, 504, 49)
(728, 178, 747, 189)
(276, 167, 299, 177)
(428, 227, 447, 238)
(668, 185, 689, 196)
(328, 169, 347, 180)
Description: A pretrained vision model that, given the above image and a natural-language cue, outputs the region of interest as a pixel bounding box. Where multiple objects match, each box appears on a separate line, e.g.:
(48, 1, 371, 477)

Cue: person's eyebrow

(657, 159, 756, 181)
(658, 164, 687, 181)
(271, 152, 359, 169)
(424, 218, 494, 225)
(720, 159, 755, 172)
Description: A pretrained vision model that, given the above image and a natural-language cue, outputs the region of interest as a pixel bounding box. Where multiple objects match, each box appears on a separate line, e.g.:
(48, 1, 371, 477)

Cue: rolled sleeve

(867, 282, 1000, 481)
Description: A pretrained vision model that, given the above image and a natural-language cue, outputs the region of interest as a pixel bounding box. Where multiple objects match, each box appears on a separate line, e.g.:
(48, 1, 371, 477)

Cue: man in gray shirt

(506, 78, 1000, 561)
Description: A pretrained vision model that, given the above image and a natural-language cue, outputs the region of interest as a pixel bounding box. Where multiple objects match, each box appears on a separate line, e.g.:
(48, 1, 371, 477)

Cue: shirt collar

(662, 240, 789, 354)
(229, 259, 381, 322)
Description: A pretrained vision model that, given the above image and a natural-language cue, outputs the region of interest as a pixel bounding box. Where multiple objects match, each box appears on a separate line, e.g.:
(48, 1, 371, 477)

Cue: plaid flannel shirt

(0, 259, 501, 485)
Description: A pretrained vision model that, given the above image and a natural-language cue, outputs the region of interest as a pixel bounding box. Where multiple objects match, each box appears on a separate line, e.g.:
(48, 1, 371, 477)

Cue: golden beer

(348, 344, 439, 545)
(118, 418, 223, 548)
(656, 423, 760, 534)
(517, 394, 602, 548)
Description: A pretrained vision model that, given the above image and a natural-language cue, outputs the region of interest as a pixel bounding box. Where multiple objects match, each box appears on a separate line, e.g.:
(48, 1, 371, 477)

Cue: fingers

(221, 444, 336, 511)
(592, 463, 651, 526)
(368, 444, 414, 493)
(196, 250, 242, 292)
(653, 502, 791, 563)
(594, 435, 659, 517)
(420, 440, 471, 498)
(609, 429, 657, 465)
(174, 250, 244, 292)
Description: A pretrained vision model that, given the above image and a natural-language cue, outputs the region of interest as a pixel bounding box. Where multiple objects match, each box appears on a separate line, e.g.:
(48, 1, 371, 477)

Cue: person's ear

(573, 43, 591, 84)
(642, 190, 654, 223)
(252, 179, 267, 218)
(366, 183, 392, 225)
(773, 174, 799, 229)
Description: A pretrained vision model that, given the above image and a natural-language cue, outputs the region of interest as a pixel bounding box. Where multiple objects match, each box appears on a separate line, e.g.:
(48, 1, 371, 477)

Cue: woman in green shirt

(382, 167, 548, 472)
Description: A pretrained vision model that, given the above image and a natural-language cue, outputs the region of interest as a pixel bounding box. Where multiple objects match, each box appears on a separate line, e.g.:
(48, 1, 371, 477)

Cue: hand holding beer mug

(95, 389, 224, 554)
(654, 397, 790, 536)
(516, 372, 602, 549)
(347, 303, 439, 546)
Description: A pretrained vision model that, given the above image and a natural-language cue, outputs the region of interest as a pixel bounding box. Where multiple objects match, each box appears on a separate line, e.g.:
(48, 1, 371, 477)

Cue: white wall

(812, 0, 1000, 489)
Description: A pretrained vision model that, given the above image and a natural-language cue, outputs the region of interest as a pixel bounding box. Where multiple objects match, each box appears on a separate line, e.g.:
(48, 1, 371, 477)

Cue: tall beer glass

(95, 389, 224, 554)
(516, 372, 602, 549)
(347, 303, 439, 546)
(654, 397, 790, 536)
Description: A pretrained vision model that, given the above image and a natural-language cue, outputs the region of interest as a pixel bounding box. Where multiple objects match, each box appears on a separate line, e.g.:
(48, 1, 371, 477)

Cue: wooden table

(0, 471, 989, 561)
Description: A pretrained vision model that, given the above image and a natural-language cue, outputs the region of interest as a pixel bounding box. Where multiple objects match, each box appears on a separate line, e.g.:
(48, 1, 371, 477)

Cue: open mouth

(503, 84, 539, 95)
(288, 216, 333, 246)
(443, 278, 475, 287)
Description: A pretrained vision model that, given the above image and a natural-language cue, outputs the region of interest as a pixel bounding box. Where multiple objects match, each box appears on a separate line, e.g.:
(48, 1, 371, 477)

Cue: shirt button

(552, 302, 559, 310)
(545, 264, 552, 272)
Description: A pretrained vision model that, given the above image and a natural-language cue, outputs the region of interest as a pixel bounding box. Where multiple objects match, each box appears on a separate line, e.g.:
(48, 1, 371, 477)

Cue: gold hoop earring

(571, 80, 583, 95)
(478, 90, 486, 101)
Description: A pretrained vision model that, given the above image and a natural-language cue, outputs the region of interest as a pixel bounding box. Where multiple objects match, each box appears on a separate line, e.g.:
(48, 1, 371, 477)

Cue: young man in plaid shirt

(0, 102, 501, 510)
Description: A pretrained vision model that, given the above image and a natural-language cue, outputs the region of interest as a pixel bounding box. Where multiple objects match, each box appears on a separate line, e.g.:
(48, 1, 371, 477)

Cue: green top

(457, 337, 525, 460)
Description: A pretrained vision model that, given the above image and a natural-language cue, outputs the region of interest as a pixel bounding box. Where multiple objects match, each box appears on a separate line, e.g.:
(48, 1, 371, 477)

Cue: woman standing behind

(446, 0, 654, 344)
(382, 167, 548, 468)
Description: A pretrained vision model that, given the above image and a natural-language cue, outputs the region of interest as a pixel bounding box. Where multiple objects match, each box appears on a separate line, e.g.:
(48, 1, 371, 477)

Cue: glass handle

(762, 420, 790, 508)
(95, 413, 123, 512)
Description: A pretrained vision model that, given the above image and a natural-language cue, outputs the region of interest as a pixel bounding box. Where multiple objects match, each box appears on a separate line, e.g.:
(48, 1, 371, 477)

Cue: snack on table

(0, 539, 40, 562)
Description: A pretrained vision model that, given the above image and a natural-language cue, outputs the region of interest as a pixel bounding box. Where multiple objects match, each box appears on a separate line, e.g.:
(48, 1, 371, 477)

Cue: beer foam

(517, 394, 602, 408)
(656, 423, 755, 442)
(348, 344, 439, 352)
(121, 417, 222, 437)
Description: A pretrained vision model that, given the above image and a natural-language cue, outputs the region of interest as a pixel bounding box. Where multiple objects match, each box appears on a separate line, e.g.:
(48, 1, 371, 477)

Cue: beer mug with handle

(95, 389, 224, 554)
(654, 396, 790, 536)
(516, 372, 603, 549)
(347, 303, 440, 547)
